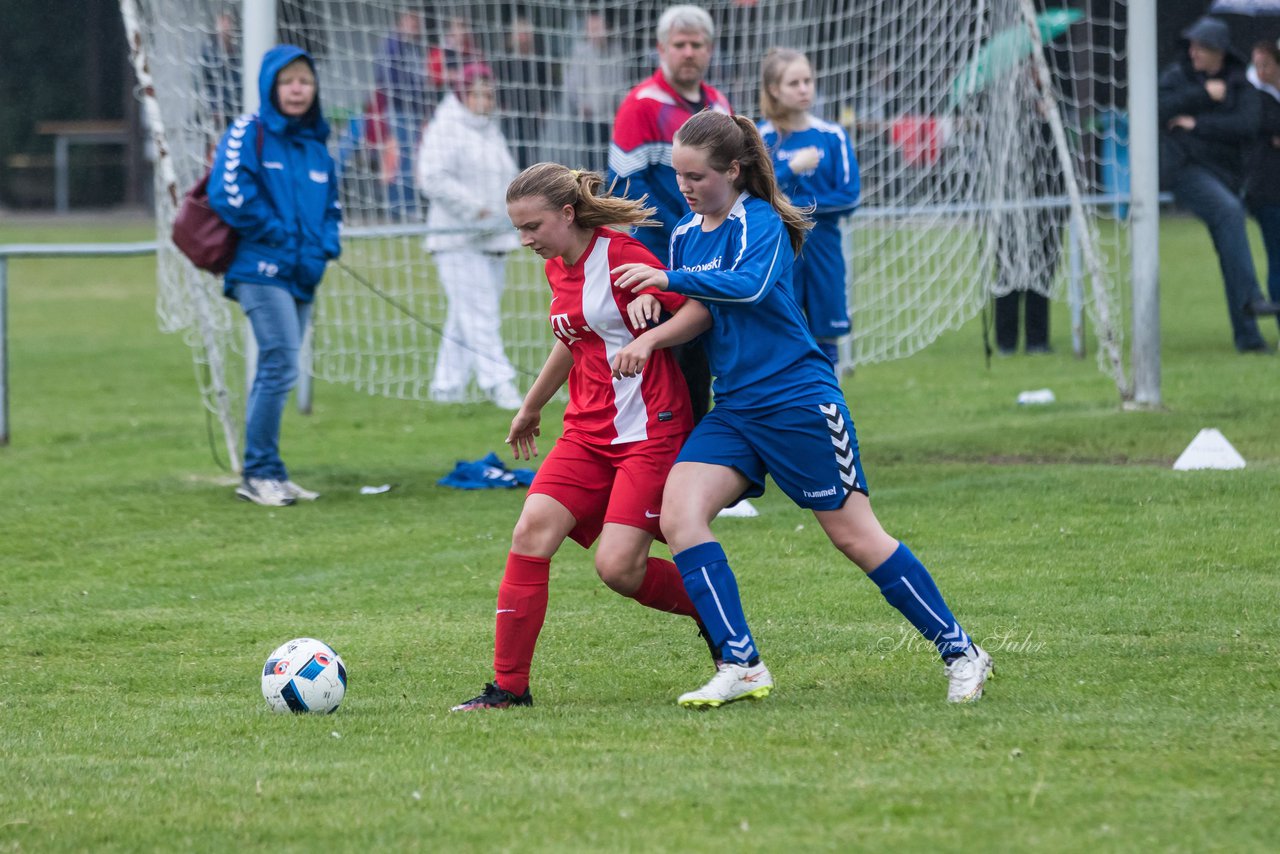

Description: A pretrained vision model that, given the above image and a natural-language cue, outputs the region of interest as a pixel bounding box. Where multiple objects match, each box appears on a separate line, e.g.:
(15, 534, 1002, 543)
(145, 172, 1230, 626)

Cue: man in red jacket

(608, 5, 730, 422)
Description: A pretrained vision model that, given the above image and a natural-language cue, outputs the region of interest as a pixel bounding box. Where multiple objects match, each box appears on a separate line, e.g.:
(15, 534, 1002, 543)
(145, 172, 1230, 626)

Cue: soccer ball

(261, 637, 347, 714)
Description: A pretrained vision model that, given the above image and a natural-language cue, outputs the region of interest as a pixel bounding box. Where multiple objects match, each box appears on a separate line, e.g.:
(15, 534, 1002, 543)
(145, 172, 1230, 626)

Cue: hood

(257, 43, 329, 139)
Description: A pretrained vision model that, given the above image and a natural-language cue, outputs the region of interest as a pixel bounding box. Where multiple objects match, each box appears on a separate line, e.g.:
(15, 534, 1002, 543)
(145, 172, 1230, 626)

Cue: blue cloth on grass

(438, 452, 535, 490)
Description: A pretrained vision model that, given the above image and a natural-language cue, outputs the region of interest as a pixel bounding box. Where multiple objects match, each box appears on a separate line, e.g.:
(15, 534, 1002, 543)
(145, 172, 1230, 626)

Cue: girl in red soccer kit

(452, 163, 713, 711)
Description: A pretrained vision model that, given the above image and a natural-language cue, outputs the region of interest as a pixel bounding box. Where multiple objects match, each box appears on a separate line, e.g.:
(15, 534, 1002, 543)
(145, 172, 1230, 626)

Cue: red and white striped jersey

(545, 227, 694, 445)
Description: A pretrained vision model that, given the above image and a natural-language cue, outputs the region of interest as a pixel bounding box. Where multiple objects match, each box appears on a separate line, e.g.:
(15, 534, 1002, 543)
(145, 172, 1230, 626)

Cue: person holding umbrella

(1159, 15, 1278, 352)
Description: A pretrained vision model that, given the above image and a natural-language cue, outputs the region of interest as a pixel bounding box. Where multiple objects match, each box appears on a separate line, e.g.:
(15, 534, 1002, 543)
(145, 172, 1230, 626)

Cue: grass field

(1, 215, 1277, 852)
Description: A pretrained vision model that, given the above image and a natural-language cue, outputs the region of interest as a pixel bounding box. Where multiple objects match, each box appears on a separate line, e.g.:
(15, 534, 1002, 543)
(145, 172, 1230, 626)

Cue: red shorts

(528, 432, 686, 548)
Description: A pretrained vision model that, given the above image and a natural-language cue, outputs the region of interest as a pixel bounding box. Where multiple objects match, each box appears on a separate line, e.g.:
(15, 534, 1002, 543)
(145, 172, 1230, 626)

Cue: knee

(594, 548, 645, 595)
(255, 347, 299, 393)
(826, 526, 896, 572)
(511, 514, 557, 558)
(659, 514, 693, 553)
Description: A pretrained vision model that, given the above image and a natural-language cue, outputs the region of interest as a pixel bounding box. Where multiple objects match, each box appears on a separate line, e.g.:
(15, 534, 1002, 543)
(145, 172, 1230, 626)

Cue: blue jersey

(665, 193, 842, 410)
(759, 117, 861, 340)
(758, 117, 860, 225)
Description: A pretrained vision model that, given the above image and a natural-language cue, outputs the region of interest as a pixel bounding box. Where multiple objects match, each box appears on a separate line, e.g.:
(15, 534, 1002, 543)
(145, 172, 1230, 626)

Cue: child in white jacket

(415, 64, 523, 408)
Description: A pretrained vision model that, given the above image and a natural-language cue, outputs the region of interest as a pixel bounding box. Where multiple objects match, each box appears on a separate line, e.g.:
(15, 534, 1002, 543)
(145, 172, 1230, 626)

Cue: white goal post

(121, 0, 1158, 467)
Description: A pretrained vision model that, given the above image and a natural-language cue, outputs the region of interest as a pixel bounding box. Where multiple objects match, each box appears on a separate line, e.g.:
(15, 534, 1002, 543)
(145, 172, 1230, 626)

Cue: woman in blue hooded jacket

(209, 44, 342, 507)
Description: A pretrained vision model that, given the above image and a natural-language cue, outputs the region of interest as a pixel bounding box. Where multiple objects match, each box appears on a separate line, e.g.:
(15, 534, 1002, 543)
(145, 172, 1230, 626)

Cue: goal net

(122, 0, 1134, 468)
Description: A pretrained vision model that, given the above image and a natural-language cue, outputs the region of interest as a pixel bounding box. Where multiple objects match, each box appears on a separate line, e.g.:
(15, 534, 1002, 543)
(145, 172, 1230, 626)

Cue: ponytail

(674, 112, 812, 255)
(506, 162, 657, 230)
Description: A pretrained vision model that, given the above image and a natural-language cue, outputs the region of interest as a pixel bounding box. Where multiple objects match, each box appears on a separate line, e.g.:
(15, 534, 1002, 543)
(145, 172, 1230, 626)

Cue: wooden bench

(34, 120, 130, 213)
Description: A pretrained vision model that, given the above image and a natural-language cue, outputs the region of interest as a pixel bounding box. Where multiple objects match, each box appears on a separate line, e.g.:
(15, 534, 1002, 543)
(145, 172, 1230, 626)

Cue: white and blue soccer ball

(261, 637, 347, 714)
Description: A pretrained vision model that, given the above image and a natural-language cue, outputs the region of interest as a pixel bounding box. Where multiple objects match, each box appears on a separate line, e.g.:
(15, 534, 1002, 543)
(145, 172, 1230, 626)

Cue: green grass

(1, 216, 1278, 852)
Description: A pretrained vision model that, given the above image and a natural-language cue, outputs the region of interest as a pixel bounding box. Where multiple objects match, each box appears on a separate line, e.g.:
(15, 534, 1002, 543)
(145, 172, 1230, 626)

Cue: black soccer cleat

(450, 682, 533, 712)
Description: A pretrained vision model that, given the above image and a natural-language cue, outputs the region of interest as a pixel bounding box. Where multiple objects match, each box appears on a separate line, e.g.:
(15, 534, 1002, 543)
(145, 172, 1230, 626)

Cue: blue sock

(673, 541, 758, 666)
(867, 543, 971, 660)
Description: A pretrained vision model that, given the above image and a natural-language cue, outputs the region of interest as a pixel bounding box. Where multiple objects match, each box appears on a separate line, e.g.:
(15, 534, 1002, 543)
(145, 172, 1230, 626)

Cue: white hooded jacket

(415, 93, 520, 253)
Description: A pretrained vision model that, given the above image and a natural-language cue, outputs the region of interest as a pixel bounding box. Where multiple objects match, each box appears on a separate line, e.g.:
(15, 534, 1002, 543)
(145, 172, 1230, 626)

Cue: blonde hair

(674, 112, 812, 254)
(759, 47, 808, 124)
(506, 163, 658, 230)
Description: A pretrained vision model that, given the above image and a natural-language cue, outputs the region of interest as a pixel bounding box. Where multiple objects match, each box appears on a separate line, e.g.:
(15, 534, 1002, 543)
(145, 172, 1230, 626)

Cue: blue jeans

(1172, 165, 1266, 350)
(1250, 201, 1280, 329)
(233, 282, 311, 480)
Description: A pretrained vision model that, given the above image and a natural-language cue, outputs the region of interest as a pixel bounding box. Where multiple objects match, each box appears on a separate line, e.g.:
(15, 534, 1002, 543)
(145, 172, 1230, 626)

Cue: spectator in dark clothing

(1159, 16, 1274, 353)
(493, 14, 557, 169)
(1246, 39, 1280, 330)
(371, 11, 432, 220)
(994, 64, 1065, 356)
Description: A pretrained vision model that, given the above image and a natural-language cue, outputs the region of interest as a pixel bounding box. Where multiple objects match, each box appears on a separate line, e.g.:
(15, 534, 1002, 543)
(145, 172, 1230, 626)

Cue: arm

(812, 130, 861, 216)
(415, 118, 485, 219)
(613, 231, 788, 305)
(1193, 83, 1262, 142)
(611, 298, 712, 378)
(1158, 65, 1214, 125)
(323, 158, 342, 259)
(506, 340, 573, 460)
(665, 213, 790, 304)
(207, 118, 288, 245)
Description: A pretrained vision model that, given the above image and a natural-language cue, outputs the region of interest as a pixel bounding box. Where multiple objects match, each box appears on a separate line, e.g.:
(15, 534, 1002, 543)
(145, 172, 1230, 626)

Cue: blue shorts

(676, 399, 868, 510)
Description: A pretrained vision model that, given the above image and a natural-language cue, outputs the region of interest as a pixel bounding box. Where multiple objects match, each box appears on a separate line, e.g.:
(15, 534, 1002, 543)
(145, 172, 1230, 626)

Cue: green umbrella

(948, 9, 1083, 110)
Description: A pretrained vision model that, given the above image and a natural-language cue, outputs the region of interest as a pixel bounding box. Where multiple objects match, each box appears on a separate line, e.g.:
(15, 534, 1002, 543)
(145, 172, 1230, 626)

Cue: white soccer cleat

(283, 480, 321, 501)
(944, 644, 993, 703)
(235, 477, 295, 507)
(678, 662, 773, 709)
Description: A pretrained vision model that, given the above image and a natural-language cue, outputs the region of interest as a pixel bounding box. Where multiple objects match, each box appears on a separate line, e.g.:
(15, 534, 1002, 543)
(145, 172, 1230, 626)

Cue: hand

(1205, 79, 1226, 102)
(1271, 135, 1280, 149)
(612, 263, 668, 293)
(627, 294, 663, 329)
(505, 408, 542, 460)
(788, 145, 822, 174)
(1168, 115, 1196, 132)
(611, 338, 655, 379)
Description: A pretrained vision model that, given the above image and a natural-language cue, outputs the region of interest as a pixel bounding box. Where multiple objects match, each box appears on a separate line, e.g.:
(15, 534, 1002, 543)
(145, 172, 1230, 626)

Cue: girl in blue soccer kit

(757, 48, 861, 368)
(612, 111, 993, 707)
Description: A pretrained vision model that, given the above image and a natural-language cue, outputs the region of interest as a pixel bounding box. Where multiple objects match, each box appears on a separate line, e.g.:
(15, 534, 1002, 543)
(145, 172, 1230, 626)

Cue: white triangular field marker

(1172, 428, 1246, 471)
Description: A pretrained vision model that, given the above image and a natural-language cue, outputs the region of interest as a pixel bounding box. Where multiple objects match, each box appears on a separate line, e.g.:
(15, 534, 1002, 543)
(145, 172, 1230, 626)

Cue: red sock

(493, 552, 551, 696)
(629, 557, 698, 618)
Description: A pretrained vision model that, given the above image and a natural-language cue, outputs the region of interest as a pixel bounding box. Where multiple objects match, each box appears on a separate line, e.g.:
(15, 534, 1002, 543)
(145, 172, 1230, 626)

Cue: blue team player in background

(209, 44, 342, 507)
(757, 48, 860, 369)
(612, 111, 992, 708)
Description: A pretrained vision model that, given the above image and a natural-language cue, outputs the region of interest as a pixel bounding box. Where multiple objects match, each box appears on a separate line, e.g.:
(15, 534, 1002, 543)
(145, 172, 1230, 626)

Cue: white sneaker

(235, 477, 295, 507)
(678, 662, 773, 709)
(283, 480, 320, 501)
(486, 382, 524, 411)
(945, 644, 993, 703)
(716, 498, 759, 518)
